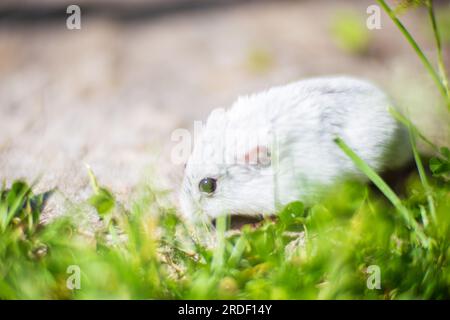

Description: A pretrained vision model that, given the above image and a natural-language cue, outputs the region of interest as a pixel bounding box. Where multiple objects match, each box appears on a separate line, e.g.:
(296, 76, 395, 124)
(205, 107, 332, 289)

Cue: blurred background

(0, 0, 449, 221)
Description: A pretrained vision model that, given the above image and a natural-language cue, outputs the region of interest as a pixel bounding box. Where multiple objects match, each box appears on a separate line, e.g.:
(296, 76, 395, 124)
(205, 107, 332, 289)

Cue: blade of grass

(389, 106, 438, 224)
(1, 182, 32, 233)
(272, 132, 283, 211)
(212, 215, 227, 273)
(228, 235, 247, 267)
(389, 107, 439, 223)
(388, 107, 439, 153)
(377, 0, 449, 110)
(428, 0, 450, 103)
(85, 163, 100, 194)
(334, 137, 428, 247)
(419, 205, 429, 228)
(407, 121, 437, 225)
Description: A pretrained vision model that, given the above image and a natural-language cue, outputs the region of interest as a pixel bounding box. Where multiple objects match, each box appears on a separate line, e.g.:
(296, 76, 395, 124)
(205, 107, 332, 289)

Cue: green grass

(0, 162, 449, 299)
(334, 137, 428, 247)
(377, 0, 450, 110)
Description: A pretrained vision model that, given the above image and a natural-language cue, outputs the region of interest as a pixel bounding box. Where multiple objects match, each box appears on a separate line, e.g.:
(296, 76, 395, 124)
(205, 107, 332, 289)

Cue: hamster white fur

(179, 76, 411, 222)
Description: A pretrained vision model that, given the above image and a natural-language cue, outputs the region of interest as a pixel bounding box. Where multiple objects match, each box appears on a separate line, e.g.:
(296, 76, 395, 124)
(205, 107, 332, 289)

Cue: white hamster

(179, 76, 411, 222)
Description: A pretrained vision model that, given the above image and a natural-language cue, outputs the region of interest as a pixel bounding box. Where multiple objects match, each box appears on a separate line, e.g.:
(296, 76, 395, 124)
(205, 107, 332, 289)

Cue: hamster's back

(225, 76, 410, 201)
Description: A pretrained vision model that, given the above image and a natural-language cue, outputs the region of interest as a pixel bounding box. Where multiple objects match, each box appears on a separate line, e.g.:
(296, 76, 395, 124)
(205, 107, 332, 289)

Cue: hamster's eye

(198, 177, 217, 194)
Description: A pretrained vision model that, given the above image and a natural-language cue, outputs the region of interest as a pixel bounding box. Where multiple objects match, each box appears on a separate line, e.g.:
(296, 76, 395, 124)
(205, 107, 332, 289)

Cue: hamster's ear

(242, 145, 271, 167)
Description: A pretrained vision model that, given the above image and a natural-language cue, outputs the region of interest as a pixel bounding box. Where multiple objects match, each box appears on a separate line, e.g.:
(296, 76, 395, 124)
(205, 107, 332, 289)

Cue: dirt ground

(0, 0, 449, 222)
